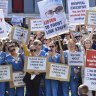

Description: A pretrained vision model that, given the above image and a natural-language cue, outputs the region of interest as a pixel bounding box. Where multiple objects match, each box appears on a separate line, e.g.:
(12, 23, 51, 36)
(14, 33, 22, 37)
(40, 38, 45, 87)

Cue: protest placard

(0, 9, 7, 39)
(86, 50, 96, 68)
(86, 26, 96, 32)
(11, 26, 29, 44)
(46, 62, 70, 81)
(68, 52, 84, 66)
(0, 1, 8, 17)
(85, 10, 96, 26)
(68, 0, 89, 25)
(24, 57, 46, 72)
(0, 65, 12, 82)
(84, 67, 96, 91)
(29, 19, 44, 31)
(6, 22, 13, 33)
(12, 72, 25, 87)
(38, 1, 69, 39)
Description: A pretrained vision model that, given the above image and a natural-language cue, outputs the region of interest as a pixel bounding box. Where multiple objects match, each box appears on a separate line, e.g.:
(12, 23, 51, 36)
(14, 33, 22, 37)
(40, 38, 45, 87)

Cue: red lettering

(44, 18, 56, 25)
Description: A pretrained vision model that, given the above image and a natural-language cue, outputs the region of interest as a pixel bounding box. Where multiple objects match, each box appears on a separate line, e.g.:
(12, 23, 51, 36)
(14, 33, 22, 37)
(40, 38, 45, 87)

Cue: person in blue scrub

(5, 45, 24, 96)
(45, 41, 62, 96)
(0, 51, 6, 96)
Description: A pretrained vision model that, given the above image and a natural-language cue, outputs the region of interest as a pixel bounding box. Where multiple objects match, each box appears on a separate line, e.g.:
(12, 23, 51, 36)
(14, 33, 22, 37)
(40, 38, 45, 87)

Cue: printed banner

(68, 52, 84, 66)
(11, 26, 29, 44)
(12, 72, 25, 87)
(0, 65, 12, 82)
(38, 1, 68, 39)
(68, 0, 89, 25)
(0, 9, 7, 38)
(0, 1, 8, 17)
(24, 57, 46, 72)
(46, 62, 70, 81)
(85, 10, 96, 26)
(29, 19, 44, 31)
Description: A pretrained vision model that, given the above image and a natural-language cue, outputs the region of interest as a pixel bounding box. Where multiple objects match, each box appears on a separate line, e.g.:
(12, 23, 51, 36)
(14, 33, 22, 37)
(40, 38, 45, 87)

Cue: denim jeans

(45, 79, 59, 96)
(61, 76, 78, 96)
(0, 82, 6, 96)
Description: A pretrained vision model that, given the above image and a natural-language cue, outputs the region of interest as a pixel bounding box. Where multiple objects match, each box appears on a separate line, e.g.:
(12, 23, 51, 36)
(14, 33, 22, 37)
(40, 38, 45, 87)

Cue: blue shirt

(0, 52, 6, 65)
(5, 53, 24, 71)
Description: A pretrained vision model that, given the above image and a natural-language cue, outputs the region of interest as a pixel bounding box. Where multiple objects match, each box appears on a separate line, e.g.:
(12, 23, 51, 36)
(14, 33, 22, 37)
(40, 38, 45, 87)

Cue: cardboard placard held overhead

(68, 52, 84, 66)
(0, 9, 7, 39)
(24, 57, 46, 72)
(46, 62, 70, 81)
(12, 72, 25, 87)
(85, 10, 96, 26)
(29, 18, 44, 31)
(11, 26, 30, 44)
(68, 0, 89, 25)
(38, 0, 69, 39)
(0, 65, 12, 82)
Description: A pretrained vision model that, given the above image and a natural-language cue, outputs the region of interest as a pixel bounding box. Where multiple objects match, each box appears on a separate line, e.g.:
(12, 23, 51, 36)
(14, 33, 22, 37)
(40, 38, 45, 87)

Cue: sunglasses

(30, 49, 36, 52)
(9, 48, 15, 52)
(49, 45, 55, 48)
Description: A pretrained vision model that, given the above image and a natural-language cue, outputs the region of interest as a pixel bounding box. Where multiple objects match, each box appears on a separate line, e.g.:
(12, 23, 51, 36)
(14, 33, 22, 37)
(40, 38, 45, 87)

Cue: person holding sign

(5, 45, 24, 96)
(0, 47, 6, 96)
(21, 35, 46, 96)
(45, 41, 63, 96)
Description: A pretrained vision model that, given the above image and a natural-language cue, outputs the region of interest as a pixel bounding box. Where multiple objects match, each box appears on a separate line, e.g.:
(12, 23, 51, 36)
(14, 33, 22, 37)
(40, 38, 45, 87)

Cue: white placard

(12, 26, 29, 43)
(0, 65, 12, 82)
(38, 1, 69, 39)
(68, 0, 89, 25)
(68, 52, 84, 66)
(6, 22, 12, 33)
(0, 9, 7, 39)
(84, 68, 96, 91)
(49, 64, 69, 80)
(0, 1, 8, 17)
(27, 57, 46, 71)
(86, 10, 96, 26)
(13, 72, 25, 87)
(30, 19, 44, 31)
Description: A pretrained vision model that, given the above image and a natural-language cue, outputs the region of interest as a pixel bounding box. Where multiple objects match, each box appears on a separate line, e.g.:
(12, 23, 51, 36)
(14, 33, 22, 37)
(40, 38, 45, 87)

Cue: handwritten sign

(68, 0, 89, 25)
(0, 65, 12, 82)
(25, 57, 46, 72)
(46, 62, 70, 81)
(29, 19, 44, 31)
(12, 72, 25, 87)
(6, 22, 13, 33)
(11, 26, 29, 43)
(68, 52, 84, 66)
(38, 1, 68, 39)
(85, 10, 96, 26)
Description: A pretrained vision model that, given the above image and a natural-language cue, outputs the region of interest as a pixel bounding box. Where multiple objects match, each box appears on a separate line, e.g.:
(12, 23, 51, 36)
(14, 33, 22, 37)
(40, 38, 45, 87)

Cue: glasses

(30, 49, 36, 52)
(38, 44, 42, 46)
(9, 48, 15, 52)
(45, 6, 64, 18)
(49, 45, 55, 48)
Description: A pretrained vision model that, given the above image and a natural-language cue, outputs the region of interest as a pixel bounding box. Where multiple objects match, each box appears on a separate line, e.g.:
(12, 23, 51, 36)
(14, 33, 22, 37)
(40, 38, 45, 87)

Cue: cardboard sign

(6, 22, 13, 33)
(24, 57, 46, 72)
(85, 10, 96, 26)
(68, 52, 84, 66)
(84, 67, 96, 91)
(86, 50, 96, 68)
(46, 62, 70, 81)
(0, 9, 7, 39)
(0, 1, 8, 17)
(11, 26, 29, 44)
(29, 19, 44, 31)
(0, 65, 12, 82)
(12, 72, 25, 87)
(68, 0, 89, 25)
(38, 1, 69, 39)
